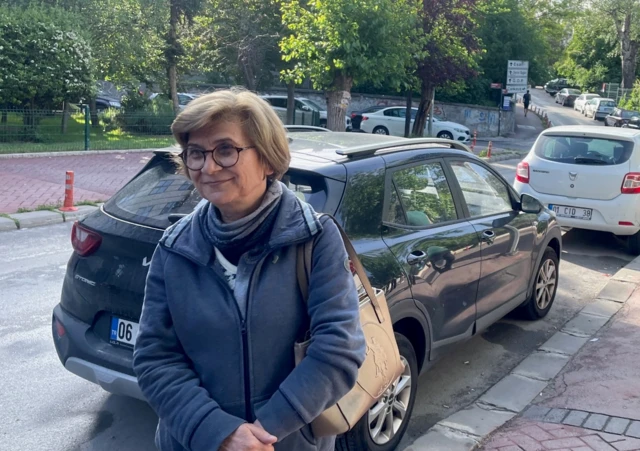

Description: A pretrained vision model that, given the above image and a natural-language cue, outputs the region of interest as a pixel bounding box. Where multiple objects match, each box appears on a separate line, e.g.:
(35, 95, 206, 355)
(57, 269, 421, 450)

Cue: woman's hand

(219, 423, 277, 450)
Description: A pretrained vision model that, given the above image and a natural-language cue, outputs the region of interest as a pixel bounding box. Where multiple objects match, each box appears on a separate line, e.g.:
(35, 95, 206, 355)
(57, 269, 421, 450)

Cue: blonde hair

(171, 87, 290, 180)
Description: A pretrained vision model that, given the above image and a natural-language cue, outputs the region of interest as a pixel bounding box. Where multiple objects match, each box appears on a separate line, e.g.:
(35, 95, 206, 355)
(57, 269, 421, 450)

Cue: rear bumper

(52, 304, 145, 400)
(514, 182, 640, 236)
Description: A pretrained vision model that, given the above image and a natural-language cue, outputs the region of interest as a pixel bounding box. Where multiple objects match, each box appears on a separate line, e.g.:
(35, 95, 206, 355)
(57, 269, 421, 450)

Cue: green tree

(280, 0, 422, 131)
(0, 5, 93, 110)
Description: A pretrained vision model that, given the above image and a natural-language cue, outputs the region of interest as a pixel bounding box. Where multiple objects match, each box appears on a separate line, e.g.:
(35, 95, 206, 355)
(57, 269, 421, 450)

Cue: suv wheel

(336, 333, 417, 451)
(518, 247, 559, 320)
(373, 126, 389, 135)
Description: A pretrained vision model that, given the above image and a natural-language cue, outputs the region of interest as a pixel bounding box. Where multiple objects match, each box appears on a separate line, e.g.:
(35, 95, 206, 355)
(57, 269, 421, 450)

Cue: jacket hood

(159, 182, 322, 266)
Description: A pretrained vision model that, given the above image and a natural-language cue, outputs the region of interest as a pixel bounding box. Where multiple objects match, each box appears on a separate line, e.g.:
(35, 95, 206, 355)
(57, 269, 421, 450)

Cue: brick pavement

(0, 152, 153, 213)
(480, 418, 640, 451)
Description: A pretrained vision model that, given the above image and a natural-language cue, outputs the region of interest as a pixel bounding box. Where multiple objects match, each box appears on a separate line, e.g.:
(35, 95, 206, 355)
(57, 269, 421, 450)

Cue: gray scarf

(201, 181, 283, 265)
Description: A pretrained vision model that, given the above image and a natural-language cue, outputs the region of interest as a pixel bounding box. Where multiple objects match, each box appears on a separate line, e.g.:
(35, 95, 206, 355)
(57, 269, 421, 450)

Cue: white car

(513, 125, 640, 253)
(358, 106, 471, 142)
(149, 92, 198, 110)
(573, 93, 600, 114)
(584, 97, 616, 120)
(261, 95, 352, 131)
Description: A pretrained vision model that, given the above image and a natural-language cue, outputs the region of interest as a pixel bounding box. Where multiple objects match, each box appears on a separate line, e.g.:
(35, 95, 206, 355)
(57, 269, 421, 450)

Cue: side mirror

(520, 193, 542, 214)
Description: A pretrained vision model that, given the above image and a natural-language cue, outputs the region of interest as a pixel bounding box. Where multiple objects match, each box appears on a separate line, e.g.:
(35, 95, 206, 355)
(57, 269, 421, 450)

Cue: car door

(381, 158, 482, 344)
(382, 108, 406, 136)
(446, 158, 536, 330)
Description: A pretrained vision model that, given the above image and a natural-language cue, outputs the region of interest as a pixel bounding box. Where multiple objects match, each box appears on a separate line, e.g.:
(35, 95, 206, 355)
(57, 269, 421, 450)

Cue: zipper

(241, 320, 251, 421)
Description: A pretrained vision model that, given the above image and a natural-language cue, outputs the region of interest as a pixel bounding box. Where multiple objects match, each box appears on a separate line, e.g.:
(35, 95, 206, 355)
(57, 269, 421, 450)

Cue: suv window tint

(451, 161, 512, 217)
(105, 156, 331, 229)
(534, 135, 634, 166)
(267, 98, 287, 108)
(386, 162, 457, 226)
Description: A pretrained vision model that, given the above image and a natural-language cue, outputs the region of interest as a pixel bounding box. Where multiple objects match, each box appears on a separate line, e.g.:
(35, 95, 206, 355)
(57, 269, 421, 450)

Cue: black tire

(628, 232, 640, 255)
(518, 247, 559, 320)
(335, 334, 418, 451)
(437, 131, 454, 140)
(372, 126, 389, 135)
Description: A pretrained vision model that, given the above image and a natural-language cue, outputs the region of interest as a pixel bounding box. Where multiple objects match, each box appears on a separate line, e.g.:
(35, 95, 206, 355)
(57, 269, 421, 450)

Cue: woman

(133, 88, 366, 451)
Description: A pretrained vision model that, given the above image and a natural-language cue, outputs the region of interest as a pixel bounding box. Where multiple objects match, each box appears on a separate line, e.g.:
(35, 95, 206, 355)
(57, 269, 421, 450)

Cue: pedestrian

(523, 89, 531, 117)
(133, 88, 367, 451)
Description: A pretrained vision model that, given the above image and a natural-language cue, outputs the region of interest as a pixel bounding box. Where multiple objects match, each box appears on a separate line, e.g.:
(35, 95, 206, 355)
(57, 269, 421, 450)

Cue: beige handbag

(295, 215, 404, 437)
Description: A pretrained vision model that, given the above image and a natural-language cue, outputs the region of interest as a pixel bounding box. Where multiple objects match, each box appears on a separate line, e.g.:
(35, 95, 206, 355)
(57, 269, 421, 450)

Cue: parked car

(604, 108, 640, 127)
(513, 125, 640, 253)
(52, 129, 561, 451)
(544, 78, 570, 96)
(149, 92, 198, 110)
(555, 88, 582, 107)
(584, 98, 616, 120)
(351, 105, 386, 130)
(573, 93, 600, 114)
(95, 95, 121, 111)
(622, 117, 640, 129)
(358, 106, 471, 142)
(261, 95, 352, 131)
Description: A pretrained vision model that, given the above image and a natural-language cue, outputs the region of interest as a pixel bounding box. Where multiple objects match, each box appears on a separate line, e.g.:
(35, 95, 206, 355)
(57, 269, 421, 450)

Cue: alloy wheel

(535, 259, 557, 310)
(368, 356, 412, 445)
(374, 128, 388, 135)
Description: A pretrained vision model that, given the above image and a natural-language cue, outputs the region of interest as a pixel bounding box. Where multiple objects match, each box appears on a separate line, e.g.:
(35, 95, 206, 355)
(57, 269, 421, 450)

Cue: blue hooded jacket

(132, 186, 367, 451)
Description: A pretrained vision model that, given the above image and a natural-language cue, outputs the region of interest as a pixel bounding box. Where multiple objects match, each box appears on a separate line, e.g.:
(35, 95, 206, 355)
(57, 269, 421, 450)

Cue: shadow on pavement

(560, 228, 634, 275)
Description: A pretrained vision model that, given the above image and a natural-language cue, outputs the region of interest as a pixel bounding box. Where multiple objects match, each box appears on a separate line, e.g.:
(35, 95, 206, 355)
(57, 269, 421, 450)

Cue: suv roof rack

(335, 137, 471, 157)
(284, 125, 329, 132)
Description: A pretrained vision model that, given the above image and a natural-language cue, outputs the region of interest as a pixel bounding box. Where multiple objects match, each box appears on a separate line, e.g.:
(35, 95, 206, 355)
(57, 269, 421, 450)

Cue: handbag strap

(296, 214, 385, 324)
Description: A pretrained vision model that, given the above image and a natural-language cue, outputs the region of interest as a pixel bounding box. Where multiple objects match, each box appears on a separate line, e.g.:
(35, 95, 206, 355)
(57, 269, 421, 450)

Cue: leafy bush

(116, 95, 175, 135)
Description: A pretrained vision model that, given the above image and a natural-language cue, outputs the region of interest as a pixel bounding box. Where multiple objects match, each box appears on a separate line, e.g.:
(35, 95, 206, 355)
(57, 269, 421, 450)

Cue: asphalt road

(530, 88, 604, 127)
(1, 181, 634, 451)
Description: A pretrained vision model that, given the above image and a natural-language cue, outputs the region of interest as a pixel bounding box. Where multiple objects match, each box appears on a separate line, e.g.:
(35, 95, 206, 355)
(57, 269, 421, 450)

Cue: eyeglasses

(182, 144, 254, 171)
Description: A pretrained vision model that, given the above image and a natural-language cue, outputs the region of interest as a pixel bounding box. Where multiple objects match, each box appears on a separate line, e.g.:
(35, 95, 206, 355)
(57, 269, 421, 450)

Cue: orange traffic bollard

(473, 130, 477, 148)
(487, 141, 493, 158)
(60, 170, 78, 212)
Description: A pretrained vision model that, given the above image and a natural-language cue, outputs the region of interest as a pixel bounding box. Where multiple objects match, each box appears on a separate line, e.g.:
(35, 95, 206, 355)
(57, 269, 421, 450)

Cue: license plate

(549, 204, 592, 220)
(110, 317, 139, 347)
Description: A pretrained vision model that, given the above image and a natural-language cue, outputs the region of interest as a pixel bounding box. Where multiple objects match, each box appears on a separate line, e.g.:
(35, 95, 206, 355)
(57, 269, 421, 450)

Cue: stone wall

(261, 89, 515, 137)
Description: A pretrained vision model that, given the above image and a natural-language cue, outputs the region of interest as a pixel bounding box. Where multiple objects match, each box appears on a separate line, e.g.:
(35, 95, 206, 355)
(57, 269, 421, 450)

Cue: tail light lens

(351, 113, 357, 118)
(362, 116, 369, 121)
(516, 162, 530, 183)
(53, 316, 66, 338)
(622, 173, 640, 194)
(71, 221, 102, 257)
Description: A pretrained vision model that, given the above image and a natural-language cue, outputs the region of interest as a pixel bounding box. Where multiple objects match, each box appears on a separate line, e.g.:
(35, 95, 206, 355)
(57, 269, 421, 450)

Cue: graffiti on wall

(463, 108, 499, 131)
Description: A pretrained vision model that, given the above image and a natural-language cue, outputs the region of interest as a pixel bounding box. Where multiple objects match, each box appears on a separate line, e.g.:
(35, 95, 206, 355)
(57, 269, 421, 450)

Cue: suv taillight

(516, 162, 530, 183)
(362, 116, 368, 121)
(622, 173, 640, 194)
(71, 221, 102, 257)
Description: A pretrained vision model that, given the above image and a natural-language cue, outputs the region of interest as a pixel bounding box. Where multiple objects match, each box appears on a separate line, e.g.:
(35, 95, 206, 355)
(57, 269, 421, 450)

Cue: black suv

(544, 78, 570, 96)
(52, 129, 562, 451)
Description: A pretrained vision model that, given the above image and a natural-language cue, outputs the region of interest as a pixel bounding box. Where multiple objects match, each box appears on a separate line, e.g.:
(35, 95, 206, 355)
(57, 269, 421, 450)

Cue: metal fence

(0, 106, 175, 154)
(600, 83, 633, 105)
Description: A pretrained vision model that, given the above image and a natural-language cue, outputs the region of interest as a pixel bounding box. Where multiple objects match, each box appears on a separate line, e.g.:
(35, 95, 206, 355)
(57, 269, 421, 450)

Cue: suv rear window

(105, 155, 330, 229)
(534, 135, 634, 166)
(600, 100, 615, 108)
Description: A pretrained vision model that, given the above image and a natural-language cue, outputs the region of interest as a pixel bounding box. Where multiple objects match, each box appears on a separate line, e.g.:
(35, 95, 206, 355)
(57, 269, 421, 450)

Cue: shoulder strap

(296, 239, 313, 303)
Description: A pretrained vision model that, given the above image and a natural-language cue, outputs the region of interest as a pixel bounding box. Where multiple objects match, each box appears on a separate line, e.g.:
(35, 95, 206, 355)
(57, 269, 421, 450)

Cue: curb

(0, 205, 101, 231)
(406, 255, 640, 451)
(0, 147, 174, 159)
(529, 104, 554, 128)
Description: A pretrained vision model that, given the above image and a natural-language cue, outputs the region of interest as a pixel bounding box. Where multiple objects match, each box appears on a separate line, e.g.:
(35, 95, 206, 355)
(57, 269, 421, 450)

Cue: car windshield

(601, 100, 616, 107)
(534, 135, 634, 166)
(104, 155, 331, 228)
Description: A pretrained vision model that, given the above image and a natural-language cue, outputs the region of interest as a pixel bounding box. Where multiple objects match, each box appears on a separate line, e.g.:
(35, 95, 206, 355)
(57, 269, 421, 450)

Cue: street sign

(505, 85, 528, 94)
(508, 69, 528, 77)
(508, 60, 529, 69)
(490, 83, 503, 89)
(507, 77, 527, 85)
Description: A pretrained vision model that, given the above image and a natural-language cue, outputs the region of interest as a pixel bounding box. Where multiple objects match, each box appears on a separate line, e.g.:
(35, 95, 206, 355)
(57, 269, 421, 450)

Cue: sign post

(506, 60, 529, 96)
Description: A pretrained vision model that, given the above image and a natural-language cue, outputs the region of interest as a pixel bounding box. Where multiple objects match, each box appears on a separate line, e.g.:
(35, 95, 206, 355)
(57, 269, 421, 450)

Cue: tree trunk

(325, 73, 353, 131)
(286, 81, 295, 125)
(404, 90, 413, 137)
(168, 1, 180, 114)
(61, 101, 70, 134)
(619, 13, 639, 90)
(412, 81, 434, 137)
(89, 98, 99, 127)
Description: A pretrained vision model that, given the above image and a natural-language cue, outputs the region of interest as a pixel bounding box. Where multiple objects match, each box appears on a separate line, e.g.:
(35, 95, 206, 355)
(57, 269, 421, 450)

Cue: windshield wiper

(574, 157, 608, 165)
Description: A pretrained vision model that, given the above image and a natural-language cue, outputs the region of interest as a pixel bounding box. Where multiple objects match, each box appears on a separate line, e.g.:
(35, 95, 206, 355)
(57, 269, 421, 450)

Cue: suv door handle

(482, 230, 495, 244)
(407, 250, 428, 265)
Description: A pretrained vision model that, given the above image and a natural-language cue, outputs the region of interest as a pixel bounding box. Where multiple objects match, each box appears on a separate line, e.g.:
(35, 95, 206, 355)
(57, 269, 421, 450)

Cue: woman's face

(186, 120, 273, 222)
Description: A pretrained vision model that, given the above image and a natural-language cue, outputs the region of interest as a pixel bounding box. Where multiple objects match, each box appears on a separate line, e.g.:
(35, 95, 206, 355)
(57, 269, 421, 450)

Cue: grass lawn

(0, 110, 175, 154)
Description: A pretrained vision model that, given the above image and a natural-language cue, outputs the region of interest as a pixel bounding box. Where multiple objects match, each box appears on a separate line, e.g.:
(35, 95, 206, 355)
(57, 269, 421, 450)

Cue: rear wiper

(574, 157, 608, 165)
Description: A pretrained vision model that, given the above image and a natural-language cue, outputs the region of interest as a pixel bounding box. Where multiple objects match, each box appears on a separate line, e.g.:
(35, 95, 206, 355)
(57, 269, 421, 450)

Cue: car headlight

(454, 128, 466, 133)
